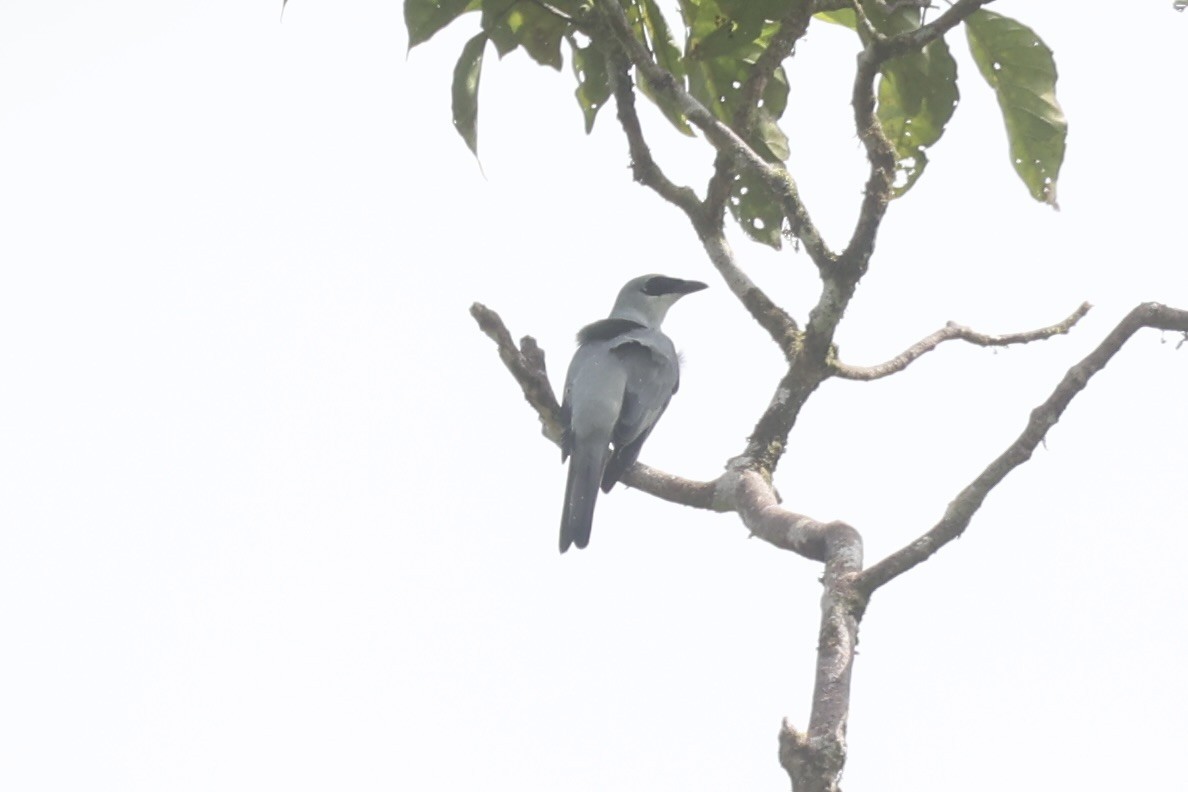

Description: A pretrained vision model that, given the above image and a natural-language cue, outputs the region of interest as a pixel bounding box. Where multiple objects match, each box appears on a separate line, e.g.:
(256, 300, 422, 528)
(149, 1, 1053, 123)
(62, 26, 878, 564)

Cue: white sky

(1, 2, 1186, 790)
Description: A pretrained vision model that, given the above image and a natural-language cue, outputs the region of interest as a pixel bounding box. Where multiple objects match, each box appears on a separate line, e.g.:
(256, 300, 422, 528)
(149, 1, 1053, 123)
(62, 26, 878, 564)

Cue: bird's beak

(675, 279, 708, 294)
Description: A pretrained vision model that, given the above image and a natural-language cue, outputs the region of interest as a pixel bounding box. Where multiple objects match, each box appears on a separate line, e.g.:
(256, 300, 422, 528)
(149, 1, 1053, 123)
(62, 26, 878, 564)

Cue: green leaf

(754, 109, 789, 161)
(452, 32, 487, 156)
(687, 55, 788, 159)
(405, 0, 478, 49)
(717, 0, 788, 23)
(510, 4, 567, 69)
(687, 0, 765, 60)
(634, 0, 686, 80)
(571, 42, 611, 133)
(813, 3, 956, 196)
(635, 70, 695, 136)
(965, 9, 1066, 206)
(729, 168, 784, 249)
(482, 1, 521, 56)
(878, 38, 959, 197)
(629, 0, 693, 134)
(480, 1, 569, 68)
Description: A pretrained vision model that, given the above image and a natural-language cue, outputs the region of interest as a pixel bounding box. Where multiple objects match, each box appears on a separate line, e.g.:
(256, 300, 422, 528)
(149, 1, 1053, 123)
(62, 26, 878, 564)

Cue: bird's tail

(560, 446, 608, 553)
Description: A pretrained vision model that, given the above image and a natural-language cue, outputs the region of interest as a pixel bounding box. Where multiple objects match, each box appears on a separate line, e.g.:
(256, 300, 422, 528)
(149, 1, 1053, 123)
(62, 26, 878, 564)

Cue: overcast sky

(1, 2, 1186, 790)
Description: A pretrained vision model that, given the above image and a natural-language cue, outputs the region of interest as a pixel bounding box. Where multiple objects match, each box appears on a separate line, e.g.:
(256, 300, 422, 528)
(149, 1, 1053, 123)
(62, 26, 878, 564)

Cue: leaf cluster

(406, 0, 1066, 244)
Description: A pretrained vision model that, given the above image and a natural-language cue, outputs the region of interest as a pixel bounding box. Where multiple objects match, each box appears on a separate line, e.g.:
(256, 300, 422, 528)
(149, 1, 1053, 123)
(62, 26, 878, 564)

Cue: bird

(558, 274, 707, 553)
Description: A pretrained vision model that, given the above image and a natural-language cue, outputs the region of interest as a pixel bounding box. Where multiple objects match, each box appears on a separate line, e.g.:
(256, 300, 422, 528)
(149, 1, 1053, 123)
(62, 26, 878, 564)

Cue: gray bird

(558, 274, 707, 553)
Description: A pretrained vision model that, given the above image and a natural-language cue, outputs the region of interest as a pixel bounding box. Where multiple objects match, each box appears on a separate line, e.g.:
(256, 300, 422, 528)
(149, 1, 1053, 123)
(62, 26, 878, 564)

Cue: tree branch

(608, 50, 705, 220)
(857, 302, 1188, 596)
(593, 0, 836, 270)
(600, 19, 800, 356)
(703, 151, 737, 232)
(832, 301, 1092, 381)
(471, 302, 564, 444)
(702, 232, 801, 358)
(840, 0, 996, 275)
(723, 467, 850, 559)
(704, 2, 812, 257)
(471, 304, 836, 539)
(881, 0, 994, 58)
(736, 1, 813, 138)
(721, 466, 864, 792)
(475, 303, 870, 792)
(622, 462, 721, 510)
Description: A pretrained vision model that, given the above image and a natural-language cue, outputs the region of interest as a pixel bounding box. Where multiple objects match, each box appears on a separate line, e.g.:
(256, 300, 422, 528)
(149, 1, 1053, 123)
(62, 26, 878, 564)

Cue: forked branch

(593, 0, 835, 270)
(843, 0, 997, 272)
(605, 49, 799, 355)
(474, 295, 1188, 792)
(858, 302, 1188, 595)
(607, 51, 703, 219)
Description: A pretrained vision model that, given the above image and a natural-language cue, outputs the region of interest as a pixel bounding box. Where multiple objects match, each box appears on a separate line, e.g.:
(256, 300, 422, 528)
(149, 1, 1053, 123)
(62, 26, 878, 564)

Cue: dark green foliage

(451, 32, 487, 156)
(406, 0, 478, 50)
(571, 41, 612, 133)
(407, 0, 1066, 241)
(878, 39, 959, 196)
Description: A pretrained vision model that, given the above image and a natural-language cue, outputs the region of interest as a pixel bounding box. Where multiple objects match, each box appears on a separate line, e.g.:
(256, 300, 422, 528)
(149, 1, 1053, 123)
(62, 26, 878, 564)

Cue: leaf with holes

(452, 32, 487, 156)
(730, 169, 784, 249)
(965, 9, 1066, 206)
(571, 42, 611, 133)
(815, 3, 955, 195)
(687, 54, 789, 159)
(878, 38, 958, 197)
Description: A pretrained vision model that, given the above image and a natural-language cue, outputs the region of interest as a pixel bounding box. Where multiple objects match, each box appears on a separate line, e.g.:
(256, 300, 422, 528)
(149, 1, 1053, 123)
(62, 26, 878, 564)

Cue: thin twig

(832, 302, 1092, 381)
(608, 50, 705, 219)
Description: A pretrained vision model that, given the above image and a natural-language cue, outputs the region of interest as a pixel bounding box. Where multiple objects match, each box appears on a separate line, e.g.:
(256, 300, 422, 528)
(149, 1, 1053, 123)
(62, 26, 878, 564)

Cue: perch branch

(623, 462, 721, 511)
(471, 302, 564, 443)
(476, 304, 866, 792)
(832, 301, 1092, 381)
(858, 301, 1188, 595)
(471, 302, 720, 508)
(470, 304, 853, 548)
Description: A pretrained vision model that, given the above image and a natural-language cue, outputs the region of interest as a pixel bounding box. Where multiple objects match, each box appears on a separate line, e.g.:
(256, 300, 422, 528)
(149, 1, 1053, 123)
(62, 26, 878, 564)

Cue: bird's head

(608, 274, 707, 328)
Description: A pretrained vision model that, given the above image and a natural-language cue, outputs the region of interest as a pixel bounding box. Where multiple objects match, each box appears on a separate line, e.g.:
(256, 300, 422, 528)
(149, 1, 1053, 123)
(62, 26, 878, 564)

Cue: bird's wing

(600, 330, 680, 491)
(562, 319, 645, 461)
